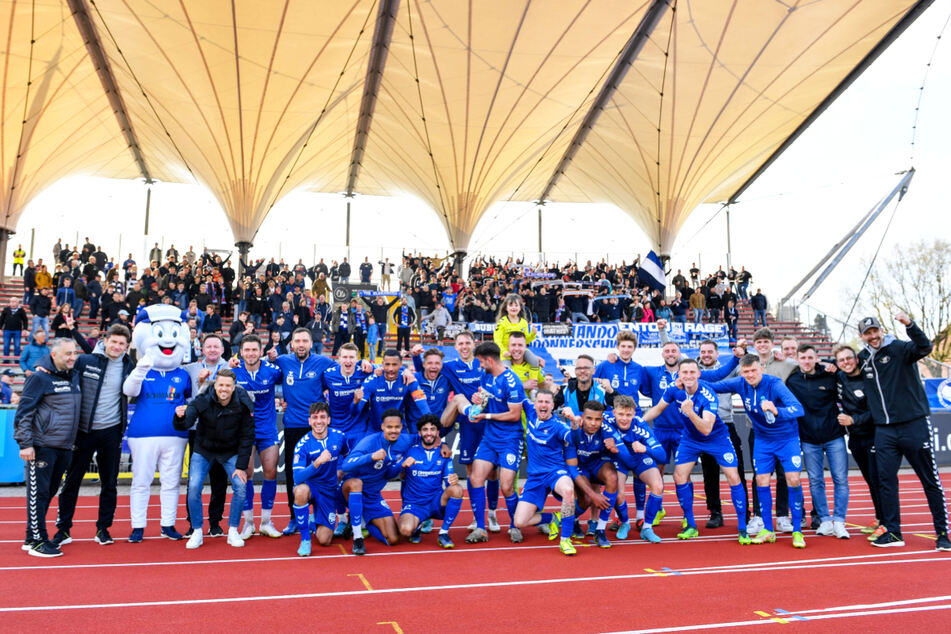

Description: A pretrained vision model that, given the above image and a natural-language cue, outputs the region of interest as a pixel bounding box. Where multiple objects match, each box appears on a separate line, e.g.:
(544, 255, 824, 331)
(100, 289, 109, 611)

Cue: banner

(926, 378, 951, 411)
(358, 290, 399, 297)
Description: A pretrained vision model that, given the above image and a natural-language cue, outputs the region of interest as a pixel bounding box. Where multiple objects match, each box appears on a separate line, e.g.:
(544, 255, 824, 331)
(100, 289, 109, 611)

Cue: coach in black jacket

(53, 324, 136, 547)
(858, 313, 950, 550)
(174, 369, 254, 549)
(13, 338, 81, 557)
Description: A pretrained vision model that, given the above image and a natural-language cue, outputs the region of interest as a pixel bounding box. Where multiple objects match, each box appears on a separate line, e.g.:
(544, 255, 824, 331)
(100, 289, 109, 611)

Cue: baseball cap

(858, 316, 882, 334)
(2, 369, 16, 377)
(118, 309, 130, 316)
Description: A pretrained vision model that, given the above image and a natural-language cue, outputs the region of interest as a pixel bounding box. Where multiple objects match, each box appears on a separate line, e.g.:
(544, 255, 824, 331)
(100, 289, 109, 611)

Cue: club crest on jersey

(723, 452, 735, 464)
(643, 457, 654, 465)
(506, 453, 517, 466)
(306, 371, 316, 378)
(373, 460, 384, 470)
(171, 376, 181, 383)
(286, 375, 294, 386)
(611, 377, 620, 389)
(791, 455, 802, 468)
(879, 356, 890, 365)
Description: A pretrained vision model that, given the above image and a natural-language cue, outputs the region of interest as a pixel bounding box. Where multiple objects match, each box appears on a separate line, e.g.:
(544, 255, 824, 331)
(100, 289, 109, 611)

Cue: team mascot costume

(122, 305, 192, 542)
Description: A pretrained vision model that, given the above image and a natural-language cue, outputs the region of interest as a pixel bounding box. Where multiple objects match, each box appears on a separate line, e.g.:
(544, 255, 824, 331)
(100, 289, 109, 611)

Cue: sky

(13, 0, 951, 332)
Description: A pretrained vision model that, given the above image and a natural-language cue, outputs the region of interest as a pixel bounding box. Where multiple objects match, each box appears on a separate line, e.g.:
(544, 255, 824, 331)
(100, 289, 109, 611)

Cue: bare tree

(845, 239, 950, 361)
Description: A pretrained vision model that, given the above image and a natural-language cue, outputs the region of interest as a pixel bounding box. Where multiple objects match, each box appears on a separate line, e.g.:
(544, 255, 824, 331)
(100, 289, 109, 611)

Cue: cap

(2, 369, 16, 377)
(118, 309, 130, 316)
(858, 316, 882, 334)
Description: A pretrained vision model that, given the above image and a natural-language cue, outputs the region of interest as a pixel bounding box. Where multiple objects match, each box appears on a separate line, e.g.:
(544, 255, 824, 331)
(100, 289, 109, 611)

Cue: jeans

(675, 314, 686, 324)
(3, 330, 21, 356)
(187, 452, 246, 530)
(801, 436, 849, 523)
(570, 312, 589, 323)
(249, 313, 262, 329)
(30, 316, 49, 340)
(692, 308, 705, 325)
(376, 323, 387, 356)
(737, 282, 749, 300)
(753, 310, 767, 327)
(72, 299, 84, 319)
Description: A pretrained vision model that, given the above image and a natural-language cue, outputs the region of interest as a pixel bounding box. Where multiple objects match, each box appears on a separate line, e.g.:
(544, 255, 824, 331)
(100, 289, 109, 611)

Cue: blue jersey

(603, 411, 667, 465)
(524, 406, 576, 477)
(480, 369, 526, 442)
(708, 374, 804, 439)
(126, 368, 192, 438)
(438, 357, 483, 399)
(661, 381, 729, 443)
(358, 374, 431, 433)
(640, 356, 739, 430)
(568, 423, 618, 471)
(291, 428, 348, 490)
(233, 360, 282, 436)
(417, 373, 451, 417)
(400, 443, 452, 504)
(341, 431, 416, 492)
(594, 358, 645, 413)
(322, 366, 370, 435)
(272, 353, 336, 428)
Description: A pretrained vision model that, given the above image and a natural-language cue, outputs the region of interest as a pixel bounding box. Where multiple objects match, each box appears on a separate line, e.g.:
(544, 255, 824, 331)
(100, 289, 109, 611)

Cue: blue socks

(366, 523, 389, 545)
(676, 483, 695, 528)
(261, 479, 276, 511)
(560, 512, 574, 539)
(757, 486, 774, 532)
(348, 492, 363, 539)
(730, 483, 747, 532)
(441, 497, 462, 534)
(599, 491, 618, 529)
(243, 481, 255, 511)
(470, 484, 487, 530)
(633, 479, 646, 511)
(504, 493, 519, 529)
(789, 485, 804, 532)
(487, 479, 500, 512)
(616, 499, 630, 523)
(293, 504, 310, 542)
(645, 492, 663, 526)
(334, 487, 347, 516)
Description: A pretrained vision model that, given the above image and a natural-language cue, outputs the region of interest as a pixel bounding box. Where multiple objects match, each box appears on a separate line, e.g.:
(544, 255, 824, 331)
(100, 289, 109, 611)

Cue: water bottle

(469, 388, 486, 417)
(761, 396, 775, 424)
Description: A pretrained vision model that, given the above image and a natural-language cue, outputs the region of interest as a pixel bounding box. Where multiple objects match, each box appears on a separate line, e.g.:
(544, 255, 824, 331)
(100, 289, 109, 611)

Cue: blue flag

(637, 251, 666, 291)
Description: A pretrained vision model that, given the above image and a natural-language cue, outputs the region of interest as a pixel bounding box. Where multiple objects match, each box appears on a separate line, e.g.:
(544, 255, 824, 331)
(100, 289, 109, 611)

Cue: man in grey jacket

(14, 338, 81, 557)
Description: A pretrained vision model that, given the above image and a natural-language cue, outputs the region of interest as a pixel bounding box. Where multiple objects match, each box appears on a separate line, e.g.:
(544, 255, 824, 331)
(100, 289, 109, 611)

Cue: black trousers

(875, 418, 949, 537)
(848, 432, 883, 522)
(748, 428, 789, 516)
(332, 328, 350, 355)
(352, 330, 366, 358)
(186, 431, 227, 526)
(57, 425, 123, 532)
(25, 447, 72, 543)
(283, 426, 309, 519)
(701, 422, 747, 515)
(396, 326, 411, 352)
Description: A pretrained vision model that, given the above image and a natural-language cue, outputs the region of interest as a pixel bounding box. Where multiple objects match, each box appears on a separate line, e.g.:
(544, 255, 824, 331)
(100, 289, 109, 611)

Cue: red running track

(1, 472, 950, 632)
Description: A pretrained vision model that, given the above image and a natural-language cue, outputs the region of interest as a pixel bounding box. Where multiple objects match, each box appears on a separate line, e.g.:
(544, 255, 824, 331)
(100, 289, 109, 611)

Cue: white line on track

(1, 551, 947, 612)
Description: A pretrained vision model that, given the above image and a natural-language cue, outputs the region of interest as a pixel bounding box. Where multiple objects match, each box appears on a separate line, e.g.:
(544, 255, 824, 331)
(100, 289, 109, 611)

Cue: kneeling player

(397, 414, 464, 549)
(340, 409, 416, 555)
(291, 403, 348, 556)
(644, 359, 749, 543)
(570, 401, 620, 548)
(605, 395, 667, 543)
(514, 390, 603, 556)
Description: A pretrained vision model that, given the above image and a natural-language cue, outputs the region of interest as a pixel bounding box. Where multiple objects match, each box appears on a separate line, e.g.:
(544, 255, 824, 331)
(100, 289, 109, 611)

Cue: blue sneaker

(297, 540, 312, 557)
(409, 527, 422, 544)
(571, 520, 585, 540)
(640, 526, 662, 543)
(161, 525, 183, 541)
(437, 533, 454, 549)
(616, 521, 631, 540)
(333, 521, 349, 538)
(419, 519, 434, 534)
(282, 521, 299, 536)
(128, 528, 144, 543)
(594, 530, 612, 548)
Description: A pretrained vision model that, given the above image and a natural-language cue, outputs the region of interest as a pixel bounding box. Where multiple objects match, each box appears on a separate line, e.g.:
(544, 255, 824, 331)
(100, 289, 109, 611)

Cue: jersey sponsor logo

(723, 452, 735, 464)
(306, 371, 316, 378)
(791, 455, 802, 468)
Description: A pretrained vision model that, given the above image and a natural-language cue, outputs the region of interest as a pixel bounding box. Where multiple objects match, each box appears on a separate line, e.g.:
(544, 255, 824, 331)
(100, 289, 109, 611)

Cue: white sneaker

(776, 516, 794, 533)
(227, 527, 246, 548)
(816, 520, 834, 536)
(747, 516, 764, 534)
(186, 532, 203, 550)
(239, 522, 255, 541)
(467, 519, 478, 530)
(487, 510, 501, 533)
(833, 521, 851, 539)
(259, 522, 283, 538)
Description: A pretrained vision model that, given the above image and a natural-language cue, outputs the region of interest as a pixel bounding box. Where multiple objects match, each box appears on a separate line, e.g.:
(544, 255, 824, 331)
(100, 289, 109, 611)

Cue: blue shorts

(520, 469, 570, 510)
(255, 433, 279, 453)
(300, 480, 337, 529)
(580, 459, 614, 484)
(752, 435, 803, 475)
(675, 434, 738, 468)
(361, 490, 395, 522)
(654, 427, 682, 464)
(400, 494, 447, 521)
(474, 435, 524, 472)
(613, 448, 659, 477)
(457, 417, 484, 465)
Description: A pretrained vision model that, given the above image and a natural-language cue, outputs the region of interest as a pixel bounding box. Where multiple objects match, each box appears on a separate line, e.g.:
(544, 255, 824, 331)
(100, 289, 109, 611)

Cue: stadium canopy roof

(0, 0, 932, 254)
